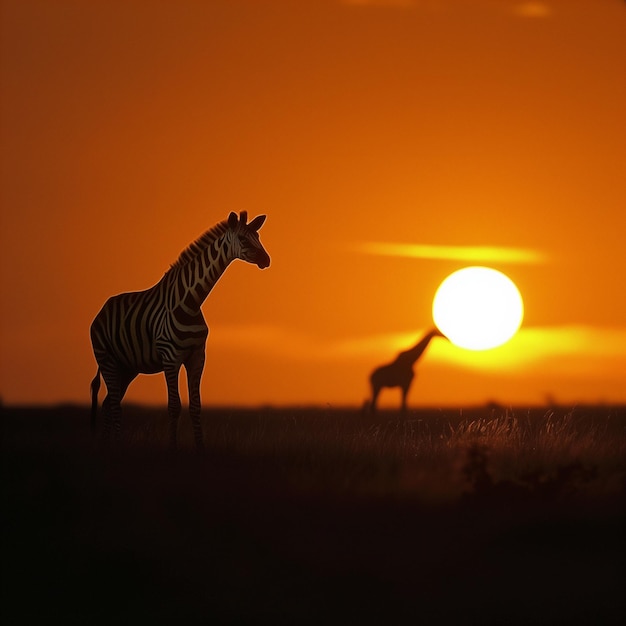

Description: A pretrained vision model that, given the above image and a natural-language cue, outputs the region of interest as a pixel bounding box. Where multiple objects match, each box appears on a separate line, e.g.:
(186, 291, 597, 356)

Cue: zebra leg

(90, 369, 101, 436)
(102, 394, 112, 440)
(99, 368, 122, 442)
(185, 349, 206, 452)
(103, 391, 122, 442)
(164, 364, 182, 451)
(101, 370, 134, 443)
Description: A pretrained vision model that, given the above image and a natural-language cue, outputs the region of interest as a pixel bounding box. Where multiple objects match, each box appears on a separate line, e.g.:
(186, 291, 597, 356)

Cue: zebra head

(227, 211, 271, 269)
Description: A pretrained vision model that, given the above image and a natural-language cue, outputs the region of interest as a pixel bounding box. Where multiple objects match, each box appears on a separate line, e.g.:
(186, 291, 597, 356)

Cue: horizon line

(4, 401, 625, 411)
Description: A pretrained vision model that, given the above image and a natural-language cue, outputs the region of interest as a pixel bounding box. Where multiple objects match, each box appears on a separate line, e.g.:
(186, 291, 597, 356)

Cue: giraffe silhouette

(369, 328, 444, 413)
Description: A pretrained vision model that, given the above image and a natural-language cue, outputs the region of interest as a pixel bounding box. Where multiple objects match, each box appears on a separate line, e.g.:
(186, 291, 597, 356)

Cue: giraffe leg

(401, 385, 409, 413)
(164, 364, 182, 452)
(185, 348, 206, 452)
(371, 384, 380, 414)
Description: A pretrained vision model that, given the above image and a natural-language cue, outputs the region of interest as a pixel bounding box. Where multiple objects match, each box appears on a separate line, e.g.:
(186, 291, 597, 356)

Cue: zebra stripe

(90, 211, 270, 450)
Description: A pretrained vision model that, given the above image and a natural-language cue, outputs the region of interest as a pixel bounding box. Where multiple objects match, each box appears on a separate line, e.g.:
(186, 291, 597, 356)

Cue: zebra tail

(90, 368, 101, 436)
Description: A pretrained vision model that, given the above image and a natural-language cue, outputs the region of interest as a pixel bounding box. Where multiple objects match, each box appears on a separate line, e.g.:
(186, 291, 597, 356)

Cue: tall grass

(113, 404, 626, 502)
(4, 404, 625, 503)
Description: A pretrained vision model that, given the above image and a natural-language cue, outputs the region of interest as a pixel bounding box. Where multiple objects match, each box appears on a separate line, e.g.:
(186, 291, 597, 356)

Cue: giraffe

(90, 211, 270, 450)
(369, 328, 444, 413)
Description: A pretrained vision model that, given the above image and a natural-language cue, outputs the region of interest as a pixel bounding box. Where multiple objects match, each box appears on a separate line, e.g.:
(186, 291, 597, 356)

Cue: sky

(2, 0, 625, 408)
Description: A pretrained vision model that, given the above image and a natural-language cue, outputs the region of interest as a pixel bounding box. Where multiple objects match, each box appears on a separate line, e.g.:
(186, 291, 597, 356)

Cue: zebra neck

(175, 248, 234, 311)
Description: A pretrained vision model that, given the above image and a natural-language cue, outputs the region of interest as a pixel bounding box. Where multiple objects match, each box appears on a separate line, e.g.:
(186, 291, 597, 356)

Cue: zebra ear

(239, 211, 248, 225)
(248, 215, 266, 231)
(228, 212, 238, 229)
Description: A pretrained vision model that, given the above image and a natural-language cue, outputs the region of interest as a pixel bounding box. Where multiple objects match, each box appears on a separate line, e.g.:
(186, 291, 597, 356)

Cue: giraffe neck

(165, 223, 235, 312)
(399, 330, 440, 366)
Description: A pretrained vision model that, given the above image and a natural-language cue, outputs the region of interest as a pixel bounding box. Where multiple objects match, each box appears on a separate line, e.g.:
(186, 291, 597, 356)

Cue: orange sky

(2, 0, 625, 408)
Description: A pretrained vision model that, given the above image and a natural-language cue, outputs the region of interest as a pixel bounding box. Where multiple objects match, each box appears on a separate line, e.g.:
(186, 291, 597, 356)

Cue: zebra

(90, 211, 270, 450)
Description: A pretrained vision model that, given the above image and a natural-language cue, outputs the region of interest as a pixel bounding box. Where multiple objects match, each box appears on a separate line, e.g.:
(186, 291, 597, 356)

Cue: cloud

(324, 324, 626, 369)
(351, 241, 548, 264)
(341, 0, 415, 6)
(430, 325, 626, 376)
(209, 324, 427, 363)
(207, 323, 626, 381)
(327, 331, 422, 358)
(209, 324, 306, 356)
(341, 0, 553, 17)
(512, 2, 552, 18)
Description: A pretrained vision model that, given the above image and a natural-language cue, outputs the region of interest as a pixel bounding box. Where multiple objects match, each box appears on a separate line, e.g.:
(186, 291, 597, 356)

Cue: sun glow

(354, 242, 547, 264)
(432, 267, 524, 351)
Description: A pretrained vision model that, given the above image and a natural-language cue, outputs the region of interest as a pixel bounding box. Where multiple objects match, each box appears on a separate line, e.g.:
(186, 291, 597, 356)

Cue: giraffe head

(227, 211, 271, 269)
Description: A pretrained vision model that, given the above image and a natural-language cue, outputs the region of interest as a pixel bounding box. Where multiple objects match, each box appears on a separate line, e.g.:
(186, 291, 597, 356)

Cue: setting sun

(432, 267, 524, 351)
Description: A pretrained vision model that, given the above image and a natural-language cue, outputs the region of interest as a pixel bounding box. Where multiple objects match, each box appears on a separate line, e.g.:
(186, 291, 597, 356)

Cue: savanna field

(2, 404, 625, 624)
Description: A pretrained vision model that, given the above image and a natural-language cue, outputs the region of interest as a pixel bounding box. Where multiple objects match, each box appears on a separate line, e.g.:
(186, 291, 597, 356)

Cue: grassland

(2, 404, 625, 624)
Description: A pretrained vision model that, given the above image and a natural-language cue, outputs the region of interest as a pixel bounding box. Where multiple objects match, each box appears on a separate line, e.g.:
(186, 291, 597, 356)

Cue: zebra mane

(168, 219, 230, 271)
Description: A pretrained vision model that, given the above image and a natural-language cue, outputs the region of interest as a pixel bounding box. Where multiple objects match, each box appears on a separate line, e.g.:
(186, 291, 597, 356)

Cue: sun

(432, 267, 524, 350)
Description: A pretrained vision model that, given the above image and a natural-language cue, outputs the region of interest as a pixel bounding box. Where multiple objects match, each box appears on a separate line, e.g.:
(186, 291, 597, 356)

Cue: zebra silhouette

(369, 328, 443, 413)
(90, 211, 270, 450)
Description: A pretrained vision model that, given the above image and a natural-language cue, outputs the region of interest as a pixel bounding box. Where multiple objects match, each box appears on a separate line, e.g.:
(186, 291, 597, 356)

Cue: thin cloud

(513, 2, 552, 18)
(325, 324, 626, 365)
(324, 324, 626, 388)
(352, 242, 548, 264)
(210, 324, 626, 380)
(430, 325, 626, 375)
(209, 325, 426, 362)
(209, 324, 333, 362)
(341, 0, 415, 6)
(341, 0, 553, 16)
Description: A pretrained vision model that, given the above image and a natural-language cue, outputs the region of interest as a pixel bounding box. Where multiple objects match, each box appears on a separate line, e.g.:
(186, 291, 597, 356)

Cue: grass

(2, 404, 625, 624)
(111, 404, 624, 501)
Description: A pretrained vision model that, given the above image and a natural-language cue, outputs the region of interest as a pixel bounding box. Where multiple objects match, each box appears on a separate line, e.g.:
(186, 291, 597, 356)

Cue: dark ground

(2, 404, 625, 625)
